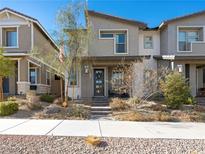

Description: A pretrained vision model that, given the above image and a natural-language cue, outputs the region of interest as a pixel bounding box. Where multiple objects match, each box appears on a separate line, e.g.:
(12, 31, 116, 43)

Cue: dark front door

(3, 78, 9, 94)
(94, 69, 104, 96)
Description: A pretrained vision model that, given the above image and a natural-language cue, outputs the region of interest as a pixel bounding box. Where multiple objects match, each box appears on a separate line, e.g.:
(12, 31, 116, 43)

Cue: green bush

(40, 94, 54, 103)
(160, 71, 192, 109)
(0, 101, 18, 116)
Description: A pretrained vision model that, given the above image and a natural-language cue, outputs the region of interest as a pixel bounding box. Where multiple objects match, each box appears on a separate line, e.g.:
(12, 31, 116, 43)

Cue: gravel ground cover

(0, 135, 204, 154)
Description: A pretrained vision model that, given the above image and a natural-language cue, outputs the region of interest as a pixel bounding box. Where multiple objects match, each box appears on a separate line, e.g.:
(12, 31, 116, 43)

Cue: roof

(159, 9, 205, 29)
(0, 7, 59, 51)
(87, 10, 147, 28)
(82, 55, 151, 61)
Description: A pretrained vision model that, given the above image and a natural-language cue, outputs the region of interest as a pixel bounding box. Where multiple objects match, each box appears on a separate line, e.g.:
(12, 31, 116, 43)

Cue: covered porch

(80, 56, 148, 100)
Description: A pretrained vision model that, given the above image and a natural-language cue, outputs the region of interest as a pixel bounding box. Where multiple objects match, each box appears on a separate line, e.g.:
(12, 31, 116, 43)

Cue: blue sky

(1, 0, 205, 36)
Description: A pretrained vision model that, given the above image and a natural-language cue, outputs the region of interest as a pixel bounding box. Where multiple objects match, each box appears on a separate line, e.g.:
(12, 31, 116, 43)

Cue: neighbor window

(46, 71, 51, 85)
(179, 29, 200, 51)
(29, 68, 37, 84)
(69, 69, 78, 86)
(3, 27, 17, 47)
(144, 36, 153, 49)
(115, 34, 126, 53)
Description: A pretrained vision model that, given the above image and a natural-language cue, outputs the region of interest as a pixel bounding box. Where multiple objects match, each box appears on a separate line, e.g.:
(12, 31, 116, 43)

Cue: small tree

(0, 49, 15, 102)
(160, 71, 192, 109)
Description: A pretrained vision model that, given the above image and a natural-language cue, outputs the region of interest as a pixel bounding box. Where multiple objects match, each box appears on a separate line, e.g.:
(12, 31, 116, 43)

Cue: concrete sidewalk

(0, 119, 205, 139)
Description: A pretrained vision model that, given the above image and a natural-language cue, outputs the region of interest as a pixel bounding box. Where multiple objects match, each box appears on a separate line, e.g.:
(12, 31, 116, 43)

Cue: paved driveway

(0, 119, 205, 139)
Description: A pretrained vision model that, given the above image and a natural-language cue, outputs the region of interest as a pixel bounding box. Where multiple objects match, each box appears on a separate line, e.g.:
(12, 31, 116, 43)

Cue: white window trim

(29, 67, 37, 85)
(143, 35, 153, 49)
(0, 25, 19, 48)
(177, 26, 205, 52)
(98, 29, 129, 54)
(46, 71, 51, 85)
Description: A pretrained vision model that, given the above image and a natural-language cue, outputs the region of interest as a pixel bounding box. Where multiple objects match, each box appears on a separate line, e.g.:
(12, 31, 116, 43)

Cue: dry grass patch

(85, 136, 102, 146)
(110, 98, 130, 111)
(114, 111, 156, 121)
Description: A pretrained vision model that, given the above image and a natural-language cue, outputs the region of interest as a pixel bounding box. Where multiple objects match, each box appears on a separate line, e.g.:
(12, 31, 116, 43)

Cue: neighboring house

(0, 8, 62, 96)
(67, 9, 205, 100)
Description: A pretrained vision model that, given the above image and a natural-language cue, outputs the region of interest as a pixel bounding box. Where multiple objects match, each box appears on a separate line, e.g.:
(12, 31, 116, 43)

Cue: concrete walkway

(0, 119, 205, 139)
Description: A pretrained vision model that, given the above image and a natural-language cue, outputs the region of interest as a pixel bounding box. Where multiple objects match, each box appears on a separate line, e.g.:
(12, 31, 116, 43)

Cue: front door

(3, 78, 9, 94)
(94, 69, 104, 96)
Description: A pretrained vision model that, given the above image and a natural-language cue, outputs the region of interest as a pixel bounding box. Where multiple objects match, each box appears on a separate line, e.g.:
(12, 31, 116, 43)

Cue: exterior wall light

(84, 65, 89, 74)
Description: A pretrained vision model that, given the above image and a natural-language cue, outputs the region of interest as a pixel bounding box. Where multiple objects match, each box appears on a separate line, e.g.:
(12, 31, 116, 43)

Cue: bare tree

(31, 1, 91, 106)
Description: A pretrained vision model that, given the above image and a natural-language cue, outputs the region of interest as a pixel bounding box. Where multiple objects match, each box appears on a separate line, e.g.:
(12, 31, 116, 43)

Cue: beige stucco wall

(33, 24, 56, 54)
(160, 14, 205, 55)
(139, 30, 160, 56)
(88, 15, 140, 57)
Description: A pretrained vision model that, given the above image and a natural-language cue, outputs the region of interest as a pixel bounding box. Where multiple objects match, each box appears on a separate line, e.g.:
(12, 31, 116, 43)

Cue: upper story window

(2, 27, 18, 47)
(144, 36, 153, 49)
(115, 34, 126, 53)
(178, 27, 202, 51)
(100, 33, 113, 38)
(99, 30, 127, 54)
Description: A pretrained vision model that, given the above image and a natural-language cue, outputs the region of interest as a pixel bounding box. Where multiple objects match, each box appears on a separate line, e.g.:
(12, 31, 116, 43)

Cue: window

(69, 69, 78, 86)
(144, 36, 153, 49)
(46, 71, 51, 85)
(100, 33, 113, 38)
(115, 34, 126, 53)
(29, 68, 37, 84)
(179, 30, 199, 51)
(112, 71, 124, 89)
(3, 27, 17, 47)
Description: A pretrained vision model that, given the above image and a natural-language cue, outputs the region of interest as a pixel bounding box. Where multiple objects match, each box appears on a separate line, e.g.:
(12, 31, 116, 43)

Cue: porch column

(190, 64, 197, 96)
(17, 58, 30, 95)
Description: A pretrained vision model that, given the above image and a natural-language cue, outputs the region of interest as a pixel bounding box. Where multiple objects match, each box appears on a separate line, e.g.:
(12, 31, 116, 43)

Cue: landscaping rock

(44, 104, 62, 114)
(53, 98, 63, 105)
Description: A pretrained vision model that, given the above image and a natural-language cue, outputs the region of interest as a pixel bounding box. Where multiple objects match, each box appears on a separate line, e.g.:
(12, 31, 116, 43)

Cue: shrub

(40, 94, 54, 103)
(0, 101, 18, 116)
(67, 104, 89, 119)
(157, 112, 176, 122)
(7, 96, 16, 101)
(150, 104, 167, 112)
(110, 98, 130, 111)
(160, 71, 192, 109)
(127, 97, 141, 105)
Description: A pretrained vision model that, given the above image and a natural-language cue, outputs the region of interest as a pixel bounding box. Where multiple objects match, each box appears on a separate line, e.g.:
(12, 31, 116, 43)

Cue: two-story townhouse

(155, 10, 205, 97)
(67, 10, 160, 100)
(0, 8, 62, 96)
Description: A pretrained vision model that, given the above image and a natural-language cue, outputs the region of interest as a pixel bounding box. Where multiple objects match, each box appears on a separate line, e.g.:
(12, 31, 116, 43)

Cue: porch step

(196, 97, 205, 105)
(91, 106, 111, 112)
(91, 110, 112, 115)
(90, 105, 112, 116)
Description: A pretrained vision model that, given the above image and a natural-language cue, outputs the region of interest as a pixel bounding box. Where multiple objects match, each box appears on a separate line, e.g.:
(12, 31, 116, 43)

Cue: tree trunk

(63, 80, 69, 107)
(0, 77, 4, 102)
